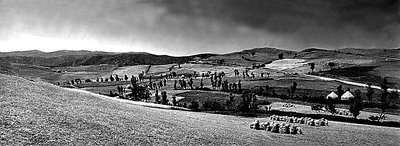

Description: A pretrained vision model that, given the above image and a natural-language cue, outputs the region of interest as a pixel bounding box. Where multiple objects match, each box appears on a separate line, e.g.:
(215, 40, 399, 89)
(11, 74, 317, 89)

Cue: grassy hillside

(1, 73, 400, 145)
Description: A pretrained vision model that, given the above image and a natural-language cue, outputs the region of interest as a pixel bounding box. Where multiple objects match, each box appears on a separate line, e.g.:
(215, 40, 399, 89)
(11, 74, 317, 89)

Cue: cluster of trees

(154, 90, 169, 105)
(218, 78, 398, 121)
(67, 78, 93, 85)
(187, 91, 269, 112)
(332, 78, 399, 120)
(96, 74, 132, 82)
(378, 78, 399, 121)
(308, 62, 336, 73)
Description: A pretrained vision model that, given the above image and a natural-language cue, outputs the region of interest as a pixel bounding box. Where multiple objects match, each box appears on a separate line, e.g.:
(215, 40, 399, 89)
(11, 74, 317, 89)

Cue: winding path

(304, 74, 400, 92)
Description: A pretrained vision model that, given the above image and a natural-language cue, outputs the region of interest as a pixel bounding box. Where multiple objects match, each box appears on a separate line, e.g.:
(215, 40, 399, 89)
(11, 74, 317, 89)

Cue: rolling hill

(1, 73, 400, 145)
(0, 50, 216, 67)
(1, 48, 400, 88)
(0, 50, 116, 58)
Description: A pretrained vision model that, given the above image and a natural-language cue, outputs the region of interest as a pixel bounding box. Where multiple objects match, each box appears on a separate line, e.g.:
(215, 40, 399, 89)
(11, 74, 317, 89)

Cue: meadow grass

(2, 74, 400, 145)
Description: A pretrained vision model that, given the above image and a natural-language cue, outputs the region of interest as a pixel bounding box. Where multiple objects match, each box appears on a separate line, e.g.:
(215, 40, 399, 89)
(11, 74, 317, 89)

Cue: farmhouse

(326, 92, 339, 99)
(341, 91, 354, 100)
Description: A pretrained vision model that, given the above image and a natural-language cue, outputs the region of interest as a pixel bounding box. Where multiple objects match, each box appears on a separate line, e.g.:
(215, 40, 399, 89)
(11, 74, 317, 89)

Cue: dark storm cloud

(150, 0, 400, 49)
(1, 0, 399, 55)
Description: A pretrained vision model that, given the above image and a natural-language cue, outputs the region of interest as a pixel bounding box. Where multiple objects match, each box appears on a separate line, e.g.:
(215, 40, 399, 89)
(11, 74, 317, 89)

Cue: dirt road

(305, 74, 400, 92)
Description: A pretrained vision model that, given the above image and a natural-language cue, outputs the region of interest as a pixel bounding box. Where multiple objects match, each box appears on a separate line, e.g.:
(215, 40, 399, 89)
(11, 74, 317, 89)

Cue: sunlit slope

(1, 74, 399, 145)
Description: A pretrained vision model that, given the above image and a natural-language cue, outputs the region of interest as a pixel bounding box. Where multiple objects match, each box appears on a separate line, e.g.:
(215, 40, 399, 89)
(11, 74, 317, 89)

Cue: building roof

(341, 91, 354, 100)
(326, 92, 339, 99)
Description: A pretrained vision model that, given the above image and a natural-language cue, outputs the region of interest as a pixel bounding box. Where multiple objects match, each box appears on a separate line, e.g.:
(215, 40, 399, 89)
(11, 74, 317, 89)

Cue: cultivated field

(1, 74, 400, 145)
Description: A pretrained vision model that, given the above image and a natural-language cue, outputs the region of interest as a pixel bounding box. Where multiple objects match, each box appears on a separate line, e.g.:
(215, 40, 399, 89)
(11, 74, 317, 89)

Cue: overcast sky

(0, 0, 399, 56)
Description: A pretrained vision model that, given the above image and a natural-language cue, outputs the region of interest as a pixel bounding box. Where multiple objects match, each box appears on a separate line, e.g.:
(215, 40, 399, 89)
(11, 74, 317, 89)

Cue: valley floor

(1, 74, 400, 145)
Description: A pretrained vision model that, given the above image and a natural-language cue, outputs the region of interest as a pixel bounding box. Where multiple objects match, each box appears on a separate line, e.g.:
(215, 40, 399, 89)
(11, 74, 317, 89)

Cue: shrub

(202, 100, 213, 110)
(202, 100, 224, 111)
(225, 100, 234, 111)
(189, 101, 200, 111)
(233, 100, 250, 112)
(325, 100, 336, 114)
(183, 103, 187, 108)
(278, 53, 284, 59)
(172, 96, 177, 106)
(349, 89, 363, 119)
(161, 91, 168, 105)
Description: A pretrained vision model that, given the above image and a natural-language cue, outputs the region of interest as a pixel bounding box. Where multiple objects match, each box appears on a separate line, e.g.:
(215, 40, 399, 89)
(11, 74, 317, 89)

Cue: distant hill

(300, 48, 329, 52)
(2, 48, 400, 87)
(0, 50, 115, 58)
(0, 50, 217, 67)
(337, 48, 400, 59)
(208, 47, 296, 66)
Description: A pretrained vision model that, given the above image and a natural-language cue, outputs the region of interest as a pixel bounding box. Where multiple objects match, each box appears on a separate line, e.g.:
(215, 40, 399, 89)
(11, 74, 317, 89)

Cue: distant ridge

(2, 47, 400, 67)
(0, 50, 218, 67)
(0, 50, 116, 58)
(301, 48, 328, 52)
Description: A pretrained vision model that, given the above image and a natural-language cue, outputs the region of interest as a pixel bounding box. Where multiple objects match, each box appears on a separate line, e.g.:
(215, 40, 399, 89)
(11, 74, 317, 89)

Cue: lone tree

(110, 75, 115, 82)
(155, 90, 160, 104)
(377, 77, 399, 121)
(278, 53, 284, 59)
(290, 82, 297, 97)
(309, 63, 315, 73)
(115, 74, 119, 81)
(336, 85, 344, 98)
(172, 96, 177, 106)
(366, 83, 375, 103)
(349, 89, 363, 119)
(161, 91, 168, 105)
(328, 62, 335, 69)
(325, 100, 336, 114)
(379, 78, 389, 121)
(124, 74, 129, 81)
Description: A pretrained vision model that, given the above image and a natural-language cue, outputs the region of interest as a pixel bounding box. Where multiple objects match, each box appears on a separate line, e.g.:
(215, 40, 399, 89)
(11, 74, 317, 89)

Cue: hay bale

(310, 120, 315, 126)
(300, 118, 305, 124)
(289, 117, 294, 123)
(251, 120, 260, 130)
(320, 120, 325, 126)
(266, 123, 274, 131)
(279, 123, 285, 134)
(289, 125, 298, 134)
(250, 123, 255, 129)
(282, 116, 287, 121)
(250, 120, 260, 129)
(270, 115, 276, 120)
(298, 127, 303, 134)
(315, 120, 321, 126)
(322, 119, 328, 126)
(272, 123, 280, 133)
(260, 122, 270, 130)
(284, 124, 290, 134)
